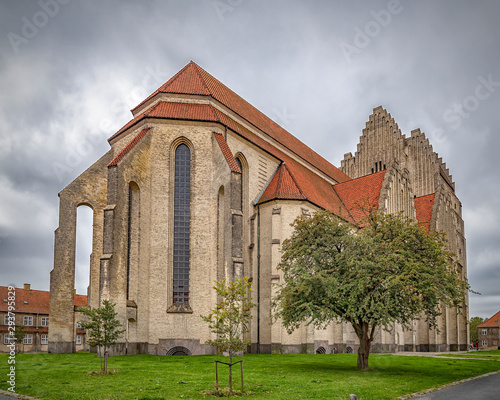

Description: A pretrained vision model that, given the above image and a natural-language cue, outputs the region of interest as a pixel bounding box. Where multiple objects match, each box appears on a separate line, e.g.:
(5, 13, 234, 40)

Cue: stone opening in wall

(331, 347, 337, 354)
(166, 346, 192, 356)
(315, 346, 326, 354)
(346, 346, 353, 353)
(76, 205, 93, 297)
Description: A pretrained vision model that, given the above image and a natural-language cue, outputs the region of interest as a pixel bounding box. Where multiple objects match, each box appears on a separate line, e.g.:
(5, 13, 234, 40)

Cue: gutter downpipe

(257, 204, 261, 354)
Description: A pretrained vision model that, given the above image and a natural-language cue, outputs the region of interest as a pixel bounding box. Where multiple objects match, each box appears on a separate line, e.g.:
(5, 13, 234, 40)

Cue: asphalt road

(411, 371, 500, 400)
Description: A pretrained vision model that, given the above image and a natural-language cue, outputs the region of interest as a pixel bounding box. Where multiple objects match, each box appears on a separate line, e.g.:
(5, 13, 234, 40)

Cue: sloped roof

(332, 170, 387, 224)
(257, 163, 306, 204)
(108, 128, 150, 167)
(109, 102, 217, 140)
(109, 100, 351, 214)
(0, 286, 87, 314)
(478, 311, 500, 328)
(414, 193, 435, 233)
(213, 132, 241, 173)
(126, 61, 350, 184)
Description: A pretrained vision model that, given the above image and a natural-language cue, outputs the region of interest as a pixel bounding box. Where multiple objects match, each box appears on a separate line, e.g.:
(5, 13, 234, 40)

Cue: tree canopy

(273, 210, 469, 369)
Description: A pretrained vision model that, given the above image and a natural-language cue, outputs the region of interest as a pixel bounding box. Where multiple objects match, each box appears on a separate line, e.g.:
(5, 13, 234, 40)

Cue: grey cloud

(0, 0, 499, 318)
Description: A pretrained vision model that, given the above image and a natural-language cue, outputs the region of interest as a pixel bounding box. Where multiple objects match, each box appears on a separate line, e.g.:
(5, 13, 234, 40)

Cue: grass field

(1, 352, 500, 399)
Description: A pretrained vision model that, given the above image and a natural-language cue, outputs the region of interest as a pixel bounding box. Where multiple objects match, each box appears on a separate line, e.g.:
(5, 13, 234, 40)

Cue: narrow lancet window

(173, 144, 191, 305)
(127, 182, 140, 300)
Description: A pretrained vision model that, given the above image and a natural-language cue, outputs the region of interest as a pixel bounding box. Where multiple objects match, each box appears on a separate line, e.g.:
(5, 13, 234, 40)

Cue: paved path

(0, 391, 39, 400)
(409, 371, 500, 400)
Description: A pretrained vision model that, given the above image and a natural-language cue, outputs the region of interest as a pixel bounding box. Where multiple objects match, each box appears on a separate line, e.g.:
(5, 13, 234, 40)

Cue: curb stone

(0, 390, 41, 400)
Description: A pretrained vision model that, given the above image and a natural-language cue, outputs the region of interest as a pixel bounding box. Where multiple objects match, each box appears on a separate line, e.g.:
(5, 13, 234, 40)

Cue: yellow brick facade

(48, 64, 468, 355)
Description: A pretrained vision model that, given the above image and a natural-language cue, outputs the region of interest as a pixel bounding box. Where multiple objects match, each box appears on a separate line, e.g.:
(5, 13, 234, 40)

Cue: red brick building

(0, 284, 87, 353)
(478, 311, 500, 350)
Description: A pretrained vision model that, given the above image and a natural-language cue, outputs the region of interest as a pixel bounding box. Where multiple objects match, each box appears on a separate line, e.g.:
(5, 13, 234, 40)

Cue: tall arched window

(173, 144, 191, 305)
(127, 182, 140, 301)
(75, 205, 93, 297)
(235, 158, 243, 212)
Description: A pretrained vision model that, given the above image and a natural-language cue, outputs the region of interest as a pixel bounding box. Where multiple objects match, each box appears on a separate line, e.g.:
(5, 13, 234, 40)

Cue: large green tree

(79, 300, 125, 374)
(273, 210, 469, 370)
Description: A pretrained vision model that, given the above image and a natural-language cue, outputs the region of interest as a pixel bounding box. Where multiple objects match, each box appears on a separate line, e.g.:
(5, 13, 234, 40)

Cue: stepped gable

(332, 170, 387, 224)
(129, 61, 350, 184)
(414, 193, 435, 233)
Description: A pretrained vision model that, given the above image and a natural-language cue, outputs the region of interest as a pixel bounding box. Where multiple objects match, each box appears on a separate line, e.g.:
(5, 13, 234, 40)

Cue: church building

(48, 61, 468, 355)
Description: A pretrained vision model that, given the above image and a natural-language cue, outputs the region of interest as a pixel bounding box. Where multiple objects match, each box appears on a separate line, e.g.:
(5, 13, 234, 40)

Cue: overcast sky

(0, 0, 499, 321)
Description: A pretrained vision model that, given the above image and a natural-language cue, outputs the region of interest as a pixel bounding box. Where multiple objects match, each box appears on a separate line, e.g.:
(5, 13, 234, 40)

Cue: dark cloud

(0, 0, 499, 318)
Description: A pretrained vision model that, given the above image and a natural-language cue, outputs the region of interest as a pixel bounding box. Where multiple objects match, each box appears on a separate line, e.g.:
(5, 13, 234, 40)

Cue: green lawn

(1, 352, 500, 400)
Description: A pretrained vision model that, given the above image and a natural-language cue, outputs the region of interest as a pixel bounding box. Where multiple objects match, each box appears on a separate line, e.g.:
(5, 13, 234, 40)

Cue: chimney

(24, 283, 30, 291)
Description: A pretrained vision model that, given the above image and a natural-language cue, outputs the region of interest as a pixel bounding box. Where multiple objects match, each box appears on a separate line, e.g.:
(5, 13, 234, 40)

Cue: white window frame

(4, 334, 14, 345)
(40, 334, 48, 345)
(41, 316, 49, 327)
(4, 314, 10, 325)
(23, 315, 33, 326)
(76, 335, 82, 345)
(23, 334, 33, 345)
(76, 322, 82, 328)
(481, 329, 487, 335)
(482, 339, 488, 346)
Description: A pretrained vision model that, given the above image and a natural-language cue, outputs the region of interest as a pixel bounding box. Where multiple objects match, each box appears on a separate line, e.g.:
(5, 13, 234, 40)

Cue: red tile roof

(257, 163, 306, 204)
(332, 171, 387, 224)
(478, 311, 500, 327)
(109, 102, 217, 141)
(213, 132, 241, 173)
(106, 97, 389, 225)
(108, 101, 347, 214)
(414, 193, 435, 233)
(108, 128, 150, 167)
(106, 62, 405, 222)
(0, 286, 87, 314)
(127, 61, 350, 184)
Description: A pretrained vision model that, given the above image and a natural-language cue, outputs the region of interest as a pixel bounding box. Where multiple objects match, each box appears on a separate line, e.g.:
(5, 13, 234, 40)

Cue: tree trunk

(228, 353, 233, 393)
(99, 347, 103, 373)
(356, 323, 372, 370)
(104, 350, 108, 374)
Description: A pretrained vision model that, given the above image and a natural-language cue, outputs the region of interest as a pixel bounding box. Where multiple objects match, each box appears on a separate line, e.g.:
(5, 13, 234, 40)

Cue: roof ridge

(331, 184, 356, 224)
(281, 162, 306, 199)
(191, 62, 211, 95)
(336, 169, 386, 186)
(178, 63, 351, 183)
(159, 62, 193, 93)
(253, 163, 282, 205)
